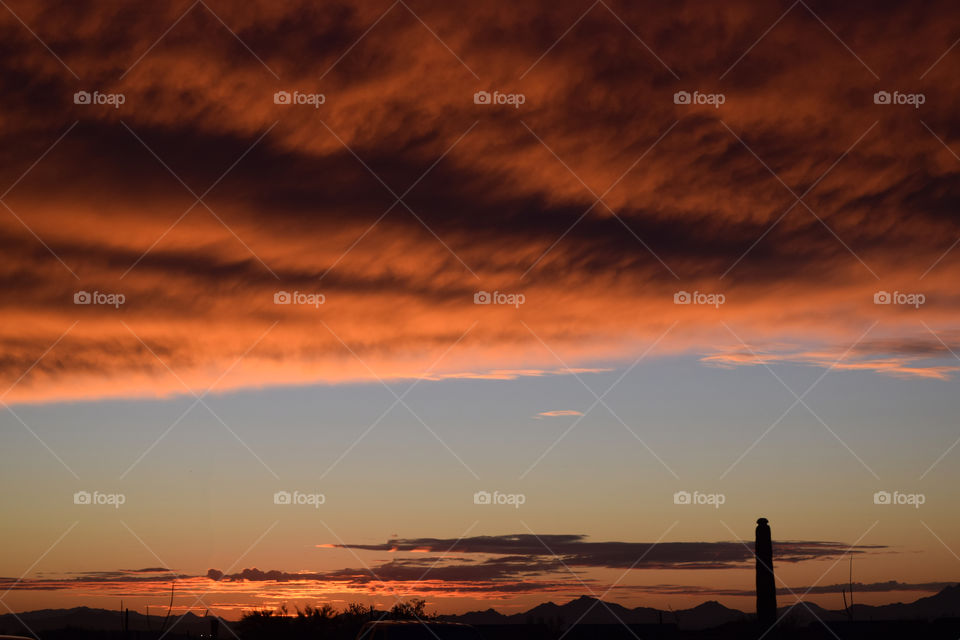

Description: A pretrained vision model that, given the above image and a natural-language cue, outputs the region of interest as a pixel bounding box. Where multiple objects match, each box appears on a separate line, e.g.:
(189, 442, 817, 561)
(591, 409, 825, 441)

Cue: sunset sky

(1, 0, 960, 623)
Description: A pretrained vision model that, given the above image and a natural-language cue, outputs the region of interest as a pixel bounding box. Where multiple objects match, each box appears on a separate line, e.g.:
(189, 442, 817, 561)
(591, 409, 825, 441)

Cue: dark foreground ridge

(3, 585, 960, 640)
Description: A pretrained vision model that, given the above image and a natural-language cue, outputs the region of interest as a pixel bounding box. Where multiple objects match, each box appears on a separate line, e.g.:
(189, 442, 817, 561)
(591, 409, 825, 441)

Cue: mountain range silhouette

(6, 586, 958, 635)
(444, 585, 960, 630)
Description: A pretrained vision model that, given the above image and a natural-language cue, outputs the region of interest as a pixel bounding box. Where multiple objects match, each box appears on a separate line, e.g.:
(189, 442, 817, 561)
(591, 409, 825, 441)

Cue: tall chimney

(755, 517, 776, 626)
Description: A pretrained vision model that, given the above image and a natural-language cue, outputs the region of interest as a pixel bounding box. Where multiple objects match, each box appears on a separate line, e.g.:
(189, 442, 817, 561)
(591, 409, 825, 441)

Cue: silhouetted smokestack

(755, 517, 776, 626)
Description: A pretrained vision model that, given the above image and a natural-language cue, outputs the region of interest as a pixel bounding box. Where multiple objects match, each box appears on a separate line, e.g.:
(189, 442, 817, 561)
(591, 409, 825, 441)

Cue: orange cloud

(0, 0, 959, 404)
